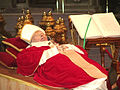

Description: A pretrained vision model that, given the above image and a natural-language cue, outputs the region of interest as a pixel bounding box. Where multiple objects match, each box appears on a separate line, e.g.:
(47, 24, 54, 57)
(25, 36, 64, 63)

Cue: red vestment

(17, 45, 108, 89)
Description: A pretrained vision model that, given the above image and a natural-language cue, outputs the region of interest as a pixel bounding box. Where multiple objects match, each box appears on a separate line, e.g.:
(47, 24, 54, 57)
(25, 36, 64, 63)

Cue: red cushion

(6, 47, 19, 59)
(0, 52, 17, 69)
(2, 37, 28, 52)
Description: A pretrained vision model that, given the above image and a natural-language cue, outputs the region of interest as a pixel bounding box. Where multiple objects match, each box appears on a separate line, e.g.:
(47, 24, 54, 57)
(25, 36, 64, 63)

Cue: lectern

(68, 14, 120, 74)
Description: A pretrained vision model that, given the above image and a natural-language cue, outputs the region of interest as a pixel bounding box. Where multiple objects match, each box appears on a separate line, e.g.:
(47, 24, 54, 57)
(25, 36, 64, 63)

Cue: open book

(69, 12, 120, 39)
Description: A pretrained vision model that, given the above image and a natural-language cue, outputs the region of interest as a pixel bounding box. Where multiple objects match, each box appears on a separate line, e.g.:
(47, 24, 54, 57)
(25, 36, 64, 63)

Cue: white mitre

(20, 24, 45, 44)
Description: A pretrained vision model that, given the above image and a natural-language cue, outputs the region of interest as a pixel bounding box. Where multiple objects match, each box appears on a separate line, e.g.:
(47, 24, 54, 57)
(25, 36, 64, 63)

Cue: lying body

(17, 24, 108, 90)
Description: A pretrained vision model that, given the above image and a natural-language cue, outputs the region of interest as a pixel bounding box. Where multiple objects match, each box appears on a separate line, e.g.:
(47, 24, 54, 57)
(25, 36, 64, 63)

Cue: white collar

(30, 41, 53, 47)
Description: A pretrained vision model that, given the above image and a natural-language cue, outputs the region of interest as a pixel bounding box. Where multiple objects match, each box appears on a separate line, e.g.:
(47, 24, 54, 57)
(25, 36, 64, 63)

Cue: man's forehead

(34, 30, 44, 34)
(32, 31, 45, 38)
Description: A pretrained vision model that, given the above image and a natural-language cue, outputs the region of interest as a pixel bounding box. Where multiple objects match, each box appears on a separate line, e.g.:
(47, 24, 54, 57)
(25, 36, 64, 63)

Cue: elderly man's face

(31, 31, 48, 42)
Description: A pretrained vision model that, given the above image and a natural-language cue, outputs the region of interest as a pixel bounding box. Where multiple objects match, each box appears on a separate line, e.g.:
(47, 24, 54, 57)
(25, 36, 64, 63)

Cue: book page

(92, 12, 120, 37)
(70, 14, 103, 39)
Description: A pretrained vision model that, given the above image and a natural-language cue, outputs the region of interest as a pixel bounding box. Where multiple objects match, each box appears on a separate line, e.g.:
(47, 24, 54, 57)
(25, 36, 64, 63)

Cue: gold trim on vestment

(61, 50, 107, 79)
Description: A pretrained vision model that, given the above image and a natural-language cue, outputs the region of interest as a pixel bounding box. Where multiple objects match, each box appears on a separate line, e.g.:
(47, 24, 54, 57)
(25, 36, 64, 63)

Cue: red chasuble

(17, 45, 108, 89)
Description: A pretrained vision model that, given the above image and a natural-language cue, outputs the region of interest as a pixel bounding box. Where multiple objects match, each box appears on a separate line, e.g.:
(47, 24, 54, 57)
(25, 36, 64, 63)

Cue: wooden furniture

(69, 18, 120, 74)
(86, 38, 120, 74)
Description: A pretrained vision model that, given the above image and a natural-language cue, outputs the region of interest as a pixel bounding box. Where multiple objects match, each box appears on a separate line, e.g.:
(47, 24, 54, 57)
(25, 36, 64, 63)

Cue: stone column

(89, 0, 99, 6)
(26, 0, 29, 7)
(89, 0, 93, 6)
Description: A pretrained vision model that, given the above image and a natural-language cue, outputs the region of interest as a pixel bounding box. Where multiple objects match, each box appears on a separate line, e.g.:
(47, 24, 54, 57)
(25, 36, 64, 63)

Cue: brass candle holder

(45, 22, 56, 41)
